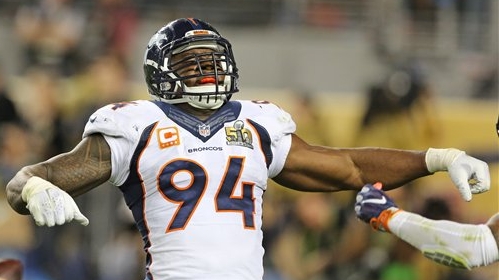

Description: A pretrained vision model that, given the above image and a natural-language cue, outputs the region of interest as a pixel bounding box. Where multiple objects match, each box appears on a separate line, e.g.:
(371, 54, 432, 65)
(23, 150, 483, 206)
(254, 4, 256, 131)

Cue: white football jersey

(83, 100, 296, 280)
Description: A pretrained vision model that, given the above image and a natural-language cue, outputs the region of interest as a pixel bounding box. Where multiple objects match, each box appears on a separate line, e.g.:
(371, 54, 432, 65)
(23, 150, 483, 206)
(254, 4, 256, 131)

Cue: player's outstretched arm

(355, 184, 499, 269)
(5, 133, 112, 226)
(274, 134, 490, 201)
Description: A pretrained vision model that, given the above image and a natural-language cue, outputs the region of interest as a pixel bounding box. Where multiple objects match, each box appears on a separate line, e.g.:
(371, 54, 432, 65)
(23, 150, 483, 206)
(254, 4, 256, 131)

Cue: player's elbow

(5, 176, 30, 215)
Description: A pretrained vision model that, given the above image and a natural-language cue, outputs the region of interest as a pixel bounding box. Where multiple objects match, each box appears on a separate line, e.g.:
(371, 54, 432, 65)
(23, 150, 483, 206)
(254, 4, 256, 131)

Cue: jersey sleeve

(82, 101, 152, 186)
(268, 105, 295, 178)
(244, 101, 296, 178)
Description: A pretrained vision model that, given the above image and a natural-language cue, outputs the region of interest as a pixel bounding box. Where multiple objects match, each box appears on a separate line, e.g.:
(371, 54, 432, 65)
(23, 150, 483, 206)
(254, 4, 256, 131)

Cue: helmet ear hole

(143, 18, 239, 109)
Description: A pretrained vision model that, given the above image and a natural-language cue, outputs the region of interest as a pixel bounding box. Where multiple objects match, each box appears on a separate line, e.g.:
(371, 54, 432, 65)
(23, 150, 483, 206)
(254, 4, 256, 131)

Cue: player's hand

(425, 148, 490, 201)
(355, 183, 399, 232)
(21, 176, 89, 227)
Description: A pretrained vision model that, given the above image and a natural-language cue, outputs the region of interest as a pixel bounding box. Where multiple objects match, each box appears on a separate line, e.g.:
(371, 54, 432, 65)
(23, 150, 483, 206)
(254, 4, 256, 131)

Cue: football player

(355, 183, 498, 269)
(5, 18, 491, 280)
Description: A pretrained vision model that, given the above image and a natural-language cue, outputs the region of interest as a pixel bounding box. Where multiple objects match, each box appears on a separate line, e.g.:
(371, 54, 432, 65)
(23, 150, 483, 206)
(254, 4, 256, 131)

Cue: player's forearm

(388, 211, 499, 269)
(341, 147, 429, 190)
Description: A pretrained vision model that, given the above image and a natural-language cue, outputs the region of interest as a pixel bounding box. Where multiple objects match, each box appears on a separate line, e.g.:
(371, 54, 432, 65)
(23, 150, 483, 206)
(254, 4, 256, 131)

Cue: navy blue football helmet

(143, 18, 239, 109)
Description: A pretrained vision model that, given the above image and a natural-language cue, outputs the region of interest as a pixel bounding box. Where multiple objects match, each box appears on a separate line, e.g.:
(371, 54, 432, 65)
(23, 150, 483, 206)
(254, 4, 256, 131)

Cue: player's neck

(175, 103, 217, 121)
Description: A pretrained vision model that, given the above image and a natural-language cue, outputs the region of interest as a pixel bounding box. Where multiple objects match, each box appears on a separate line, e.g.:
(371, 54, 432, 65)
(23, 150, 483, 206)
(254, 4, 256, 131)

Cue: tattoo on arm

(6, 134, 112, 214)
(45, 134, 112, 195)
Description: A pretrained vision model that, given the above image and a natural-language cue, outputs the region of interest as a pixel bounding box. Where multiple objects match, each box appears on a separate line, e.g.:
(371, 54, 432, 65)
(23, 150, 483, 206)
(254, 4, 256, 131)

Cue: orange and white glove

(21, 176, 89, 227)
(425, 148, 490, 201)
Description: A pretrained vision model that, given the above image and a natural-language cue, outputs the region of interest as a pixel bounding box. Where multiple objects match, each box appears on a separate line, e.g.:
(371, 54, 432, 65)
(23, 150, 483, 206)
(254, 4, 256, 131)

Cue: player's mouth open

(199, 77, 217, 84)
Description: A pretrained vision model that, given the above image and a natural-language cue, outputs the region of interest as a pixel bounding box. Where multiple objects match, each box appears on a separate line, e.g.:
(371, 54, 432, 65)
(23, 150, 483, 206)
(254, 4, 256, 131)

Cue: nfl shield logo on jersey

(198, 124, 211, 137)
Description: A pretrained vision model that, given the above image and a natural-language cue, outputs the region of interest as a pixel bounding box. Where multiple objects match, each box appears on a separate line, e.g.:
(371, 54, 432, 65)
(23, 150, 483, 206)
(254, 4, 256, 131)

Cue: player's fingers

(74, 212, 89, 226)
(42, 207, 56, 227)
(28, 192, 55, 226)
(456, 181, 472, 202)
(450, 169, 473, 201)
(29, 204, 46, 226)
(470, 168, 490, 194)
(66, 197, 89, 226)
(48, 189, 67, 226)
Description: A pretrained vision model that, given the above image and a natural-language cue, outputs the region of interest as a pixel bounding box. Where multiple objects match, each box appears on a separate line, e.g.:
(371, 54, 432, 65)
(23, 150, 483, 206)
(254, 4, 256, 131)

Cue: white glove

(425, 148, 490, 201)
(21, 176, 89, 227)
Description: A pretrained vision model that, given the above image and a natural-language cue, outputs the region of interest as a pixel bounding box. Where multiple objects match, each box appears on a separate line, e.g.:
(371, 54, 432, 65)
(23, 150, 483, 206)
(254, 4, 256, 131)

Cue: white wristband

(21, 176, 56, 203)
(425, 148, 465, 173)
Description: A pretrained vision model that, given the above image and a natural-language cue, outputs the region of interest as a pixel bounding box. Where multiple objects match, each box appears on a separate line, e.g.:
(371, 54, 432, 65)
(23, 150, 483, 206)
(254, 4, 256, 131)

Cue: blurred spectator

(262, 187, 292, 280)
(15, 68, 68, 158)
(84, 0, 139, 69)
(0, 123, 34, 184)
(0, 92, 19, 124)
(270, 193, 340, 280)
(288, 91, 331, 146)
(0, 123, 52, 280)
(61, 53, 136, 146)
(470, 56, 498, 100)
(97, 217, 145, 280)
(0, 68, 22, 125)
(304, 1, 346, 29)
(403, 0, 439, 34)
(355, 58, 440, 150)
(456, 0, 493, 52)
(14, 0, 87, 76)
(378, 234, 418, 280)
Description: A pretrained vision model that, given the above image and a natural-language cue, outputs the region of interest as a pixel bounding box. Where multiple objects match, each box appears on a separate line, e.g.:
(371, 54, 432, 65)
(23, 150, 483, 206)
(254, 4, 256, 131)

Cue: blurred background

(0, 0, 497, 279)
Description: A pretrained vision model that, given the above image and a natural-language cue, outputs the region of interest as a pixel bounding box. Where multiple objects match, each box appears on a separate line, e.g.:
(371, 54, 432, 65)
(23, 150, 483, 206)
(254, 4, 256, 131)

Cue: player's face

(170, 48, 225, 87)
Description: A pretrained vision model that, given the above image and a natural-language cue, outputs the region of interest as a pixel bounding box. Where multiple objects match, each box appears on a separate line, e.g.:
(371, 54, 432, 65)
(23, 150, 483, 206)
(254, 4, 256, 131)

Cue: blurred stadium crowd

(0, 0, 497, 279)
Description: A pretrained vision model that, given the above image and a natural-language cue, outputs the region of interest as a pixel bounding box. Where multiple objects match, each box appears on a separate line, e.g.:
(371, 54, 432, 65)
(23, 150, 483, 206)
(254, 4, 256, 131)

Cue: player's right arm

(5, 133, 112, 224)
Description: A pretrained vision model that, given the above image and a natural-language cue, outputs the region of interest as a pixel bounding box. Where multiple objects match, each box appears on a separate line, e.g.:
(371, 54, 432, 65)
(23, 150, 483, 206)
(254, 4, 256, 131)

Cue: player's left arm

(274, 134, 430, 192)
(274, 134, 490, 201)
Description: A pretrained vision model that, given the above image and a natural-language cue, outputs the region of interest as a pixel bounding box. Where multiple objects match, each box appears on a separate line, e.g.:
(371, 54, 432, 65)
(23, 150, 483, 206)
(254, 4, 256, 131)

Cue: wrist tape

(21, 176, 56, 203)
(425, 148, 465, 173)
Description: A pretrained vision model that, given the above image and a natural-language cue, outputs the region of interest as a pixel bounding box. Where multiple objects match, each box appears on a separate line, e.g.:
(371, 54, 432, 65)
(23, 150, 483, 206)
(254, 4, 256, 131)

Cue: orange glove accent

(369, 207, 401, 233)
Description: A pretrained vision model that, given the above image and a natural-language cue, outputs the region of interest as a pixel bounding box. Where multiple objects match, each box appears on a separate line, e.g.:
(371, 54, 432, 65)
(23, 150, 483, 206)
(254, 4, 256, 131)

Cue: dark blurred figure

(403, 0, 439, 37)
(0, 91, 20, 125)
(355, 58, 439, 150)
(270, 193, 340, 280)
(471, 58, 498, 100)
(361, 59, 428, 128)
(456, 0, 493, 52)
(14, 0, 87, 76)
(85, 0, 139, 69)
(0, 66, 21, 125)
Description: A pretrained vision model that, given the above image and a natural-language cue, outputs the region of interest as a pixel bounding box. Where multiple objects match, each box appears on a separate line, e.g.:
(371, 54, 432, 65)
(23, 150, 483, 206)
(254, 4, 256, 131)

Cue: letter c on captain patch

(157, 127, 180, 149)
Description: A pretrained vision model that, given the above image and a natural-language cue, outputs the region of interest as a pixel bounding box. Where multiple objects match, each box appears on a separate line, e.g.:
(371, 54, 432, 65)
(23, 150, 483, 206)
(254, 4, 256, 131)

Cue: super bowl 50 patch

(225, 120, 253, 149)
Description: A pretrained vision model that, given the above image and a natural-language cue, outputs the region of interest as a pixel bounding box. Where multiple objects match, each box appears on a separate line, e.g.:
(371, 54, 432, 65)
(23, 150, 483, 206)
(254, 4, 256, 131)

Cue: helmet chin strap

(184, 84, 227, 109)
(187, 95, 226, 109)
(153, 84, 228, 110)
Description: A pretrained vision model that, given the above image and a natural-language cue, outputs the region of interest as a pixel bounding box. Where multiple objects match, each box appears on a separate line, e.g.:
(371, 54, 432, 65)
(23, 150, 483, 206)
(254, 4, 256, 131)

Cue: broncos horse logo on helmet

(143, 18, 239, 109)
